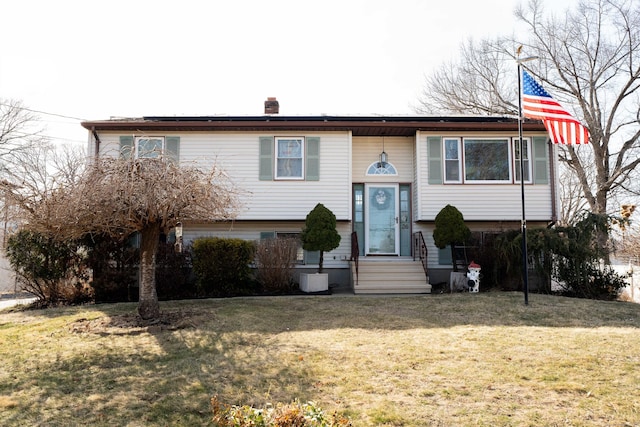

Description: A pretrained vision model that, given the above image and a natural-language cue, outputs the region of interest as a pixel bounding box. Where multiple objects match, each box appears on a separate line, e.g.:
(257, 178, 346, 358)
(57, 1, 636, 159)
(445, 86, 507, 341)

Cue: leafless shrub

(254, 237, 299, 293)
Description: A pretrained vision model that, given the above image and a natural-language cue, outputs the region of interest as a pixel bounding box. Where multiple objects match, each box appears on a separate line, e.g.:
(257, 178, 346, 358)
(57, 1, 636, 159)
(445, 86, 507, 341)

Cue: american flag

(521, 70, 590, 144)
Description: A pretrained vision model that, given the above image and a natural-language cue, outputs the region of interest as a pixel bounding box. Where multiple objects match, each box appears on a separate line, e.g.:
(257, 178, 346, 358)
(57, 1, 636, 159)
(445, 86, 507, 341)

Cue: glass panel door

(365, 184, 399, 255)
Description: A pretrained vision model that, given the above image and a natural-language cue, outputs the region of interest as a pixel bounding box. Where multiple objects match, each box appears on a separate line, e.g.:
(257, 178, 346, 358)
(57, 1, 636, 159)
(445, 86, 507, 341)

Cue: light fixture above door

(378, 135, 388, 168)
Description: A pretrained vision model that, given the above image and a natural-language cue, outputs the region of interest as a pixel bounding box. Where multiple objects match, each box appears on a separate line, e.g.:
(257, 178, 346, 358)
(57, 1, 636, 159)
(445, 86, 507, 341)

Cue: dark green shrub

(156, 243, 195, 300)
(493, 212, 626, 299)
(433, 204, 471, 272)
(84, 234, 138, 303)
(300, 203, 341, 273)
(6, 229, 92, 305)
(192, 237, 256, 297)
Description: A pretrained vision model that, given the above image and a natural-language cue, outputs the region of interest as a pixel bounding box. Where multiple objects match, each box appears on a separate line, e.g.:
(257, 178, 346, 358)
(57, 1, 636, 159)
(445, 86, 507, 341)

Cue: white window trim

(366, 161, 398, 175)
(135, 136, 165, 159)
(275, 137, 305, 180)
(462, 137, 513, 184)
(513, 137, 533, 184)
(443, 137, 462, 183)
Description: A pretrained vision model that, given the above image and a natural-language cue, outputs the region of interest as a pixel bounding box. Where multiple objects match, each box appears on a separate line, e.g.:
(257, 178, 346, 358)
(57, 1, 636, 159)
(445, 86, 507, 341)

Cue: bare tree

(0, 99, 47, 163)
(18, 156, 242, 319)
(558, 160, 592, 226)
(417, 0, 640, 222)
(0, 99, 53, 247)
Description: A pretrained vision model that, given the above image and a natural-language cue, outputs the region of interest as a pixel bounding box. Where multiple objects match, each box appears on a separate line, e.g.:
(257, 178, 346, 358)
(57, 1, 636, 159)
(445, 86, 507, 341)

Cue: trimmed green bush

(192, 237, 256, 297)
(300, 203, 341, 273)
(433, 204, 471, 272)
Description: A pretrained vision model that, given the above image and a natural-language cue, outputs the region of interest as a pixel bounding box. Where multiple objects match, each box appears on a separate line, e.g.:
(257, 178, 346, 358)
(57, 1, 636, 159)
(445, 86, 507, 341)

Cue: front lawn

(1, 292, 639, 426)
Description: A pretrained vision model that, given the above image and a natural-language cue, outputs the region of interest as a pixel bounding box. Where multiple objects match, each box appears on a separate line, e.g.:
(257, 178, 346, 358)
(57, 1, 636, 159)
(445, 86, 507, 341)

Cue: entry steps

(351, 257, 431, 294)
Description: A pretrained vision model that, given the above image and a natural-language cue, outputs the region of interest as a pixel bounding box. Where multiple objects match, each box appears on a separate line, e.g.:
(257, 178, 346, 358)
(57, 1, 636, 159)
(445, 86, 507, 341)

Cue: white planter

(450, 272, 468, 292)
(300, 273, 329, 293)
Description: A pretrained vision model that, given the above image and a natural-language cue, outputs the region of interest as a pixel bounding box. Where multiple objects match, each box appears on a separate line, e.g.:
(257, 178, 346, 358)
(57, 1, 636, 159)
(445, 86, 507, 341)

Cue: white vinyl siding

(99, 131, 351, 221)
(418, 132, 554, 222)
(352, 136, 414, 182)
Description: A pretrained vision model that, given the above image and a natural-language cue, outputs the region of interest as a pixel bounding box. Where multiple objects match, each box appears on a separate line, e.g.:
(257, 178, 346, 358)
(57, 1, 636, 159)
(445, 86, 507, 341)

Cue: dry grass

(1, 292, 640, 426)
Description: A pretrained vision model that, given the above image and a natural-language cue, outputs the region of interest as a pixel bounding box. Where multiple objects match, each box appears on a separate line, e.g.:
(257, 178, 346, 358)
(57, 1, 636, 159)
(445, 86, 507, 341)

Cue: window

(119, 135, 180, 161)
(260, 231, 319, 264)
(463, 138, 511, 183)
(366, 161, 397, 175)
(259, 136, 319, 181)
(275, 137, 304, 179)
(276, 232, 305, 263)
(514, 138, 532, 183)
(136, 137, 164, 158)
(431, 135, 543, 185)
(444, 138, 461, 183)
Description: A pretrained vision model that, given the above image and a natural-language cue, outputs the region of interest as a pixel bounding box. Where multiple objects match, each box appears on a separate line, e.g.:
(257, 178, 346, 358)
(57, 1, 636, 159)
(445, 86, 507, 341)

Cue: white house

(81, 99, 555, 293)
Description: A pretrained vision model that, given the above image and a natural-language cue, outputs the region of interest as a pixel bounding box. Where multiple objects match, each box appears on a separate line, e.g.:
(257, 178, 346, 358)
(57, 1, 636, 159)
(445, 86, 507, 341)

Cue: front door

(365, 184, 399, 255)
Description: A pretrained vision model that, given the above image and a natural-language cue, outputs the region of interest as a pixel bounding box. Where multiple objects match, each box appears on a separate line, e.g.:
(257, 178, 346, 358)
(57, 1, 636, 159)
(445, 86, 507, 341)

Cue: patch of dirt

(69, 310, 209, 335)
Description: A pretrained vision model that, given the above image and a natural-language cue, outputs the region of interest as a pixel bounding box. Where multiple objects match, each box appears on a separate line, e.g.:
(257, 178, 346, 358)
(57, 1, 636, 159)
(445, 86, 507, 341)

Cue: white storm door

(365, 184, 399, 255)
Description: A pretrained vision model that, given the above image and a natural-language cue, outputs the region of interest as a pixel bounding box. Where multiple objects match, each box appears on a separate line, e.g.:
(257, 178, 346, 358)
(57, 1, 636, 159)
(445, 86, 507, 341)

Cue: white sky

(0, 0, 577, 147)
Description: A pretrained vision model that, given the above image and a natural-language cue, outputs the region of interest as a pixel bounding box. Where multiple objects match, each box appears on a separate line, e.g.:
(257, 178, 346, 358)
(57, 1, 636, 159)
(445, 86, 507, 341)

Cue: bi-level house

(81, 98, 554, 293)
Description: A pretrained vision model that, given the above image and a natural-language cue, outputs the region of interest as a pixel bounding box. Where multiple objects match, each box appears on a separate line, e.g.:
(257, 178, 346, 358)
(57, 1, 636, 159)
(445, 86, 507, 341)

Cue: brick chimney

(264, 97, 279, 114)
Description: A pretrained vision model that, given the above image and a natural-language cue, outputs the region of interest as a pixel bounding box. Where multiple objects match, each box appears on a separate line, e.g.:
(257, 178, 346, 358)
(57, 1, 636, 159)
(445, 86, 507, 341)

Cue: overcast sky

(0, 0, 576, 146)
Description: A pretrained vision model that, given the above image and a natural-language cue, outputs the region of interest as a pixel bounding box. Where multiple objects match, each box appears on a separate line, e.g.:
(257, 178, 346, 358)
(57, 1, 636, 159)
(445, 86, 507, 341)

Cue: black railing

(350, 231, 359, 286)
(413, 231, 428, 278)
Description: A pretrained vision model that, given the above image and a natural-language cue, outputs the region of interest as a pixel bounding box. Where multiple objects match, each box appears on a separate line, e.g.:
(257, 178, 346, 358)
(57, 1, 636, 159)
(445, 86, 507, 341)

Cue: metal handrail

(350, 231, 359, 286)
(413, 231, 428, 278)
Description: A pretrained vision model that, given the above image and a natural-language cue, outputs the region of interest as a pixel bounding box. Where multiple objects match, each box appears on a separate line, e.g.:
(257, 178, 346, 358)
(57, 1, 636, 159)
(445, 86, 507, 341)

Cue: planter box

(450, 272, 468, 292)
(300, 273, 329, 293)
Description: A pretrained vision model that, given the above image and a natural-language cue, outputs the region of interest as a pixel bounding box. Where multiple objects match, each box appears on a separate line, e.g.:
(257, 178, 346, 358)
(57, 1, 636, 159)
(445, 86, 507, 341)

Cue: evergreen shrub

(192, 237, 256, 297)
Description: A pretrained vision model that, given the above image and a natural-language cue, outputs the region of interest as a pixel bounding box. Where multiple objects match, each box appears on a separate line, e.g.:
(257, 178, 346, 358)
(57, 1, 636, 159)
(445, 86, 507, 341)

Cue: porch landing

(351, 257, 431, 294)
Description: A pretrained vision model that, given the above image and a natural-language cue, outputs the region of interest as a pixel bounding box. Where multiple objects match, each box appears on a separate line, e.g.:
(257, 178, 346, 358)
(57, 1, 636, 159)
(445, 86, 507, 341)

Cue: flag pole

(517, 54, 538, 306)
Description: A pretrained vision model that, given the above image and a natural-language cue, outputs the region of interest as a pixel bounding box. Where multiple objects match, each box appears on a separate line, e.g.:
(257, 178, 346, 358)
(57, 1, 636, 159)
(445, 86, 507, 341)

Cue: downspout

(91, 127, 101, 159)
(548, 140, 557, 223)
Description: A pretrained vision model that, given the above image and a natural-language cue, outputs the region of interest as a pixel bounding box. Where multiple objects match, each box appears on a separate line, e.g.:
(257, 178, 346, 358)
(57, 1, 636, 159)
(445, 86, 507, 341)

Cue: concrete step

(351, 259, 431, 294)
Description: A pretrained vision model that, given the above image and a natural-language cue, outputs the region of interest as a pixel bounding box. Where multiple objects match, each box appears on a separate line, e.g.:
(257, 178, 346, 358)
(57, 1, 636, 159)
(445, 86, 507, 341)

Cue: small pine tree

(433, 204, 471, 272)
(300, 203, 341, 273)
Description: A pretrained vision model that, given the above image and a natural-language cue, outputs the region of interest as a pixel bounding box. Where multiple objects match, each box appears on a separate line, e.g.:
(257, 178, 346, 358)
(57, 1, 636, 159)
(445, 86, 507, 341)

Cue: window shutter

(119, 136, 134, 159)
(427, 136, 443, 184)
(165, 136, 180, 163)
(304, 250, 320, 265)
(306, 137, 320, 181)
(438, 246, 452, 265)
(259, 136, 274, 180)
(533, 137, 549, 184)
(260, 231, 276, 240)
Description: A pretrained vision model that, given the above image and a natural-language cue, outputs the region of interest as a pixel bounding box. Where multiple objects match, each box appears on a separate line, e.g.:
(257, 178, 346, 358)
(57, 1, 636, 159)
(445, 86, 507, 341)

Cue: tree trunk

(138, 224, 160, 320)
(318, 250, 324, 274)
(450, 244, 458, 272)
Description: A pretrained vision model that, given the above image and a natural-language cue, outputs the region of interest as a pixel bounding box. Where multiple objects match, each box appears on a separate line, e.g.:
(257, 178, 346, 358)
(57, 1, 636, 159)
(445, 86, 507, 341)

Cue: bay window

(439, 137, 533, 184)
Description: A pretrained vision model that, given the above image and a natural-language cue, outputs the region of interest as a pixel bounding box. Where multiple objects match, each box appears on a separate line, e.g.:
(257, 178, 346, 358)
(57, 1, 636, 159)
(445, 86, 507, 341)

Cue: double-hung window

(259, 136, 319, 181)
(119, 135, 180, 162)
(514, 138, 532, 183)
(444, 138, 462, 183)
(275, 137, 304, 179)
